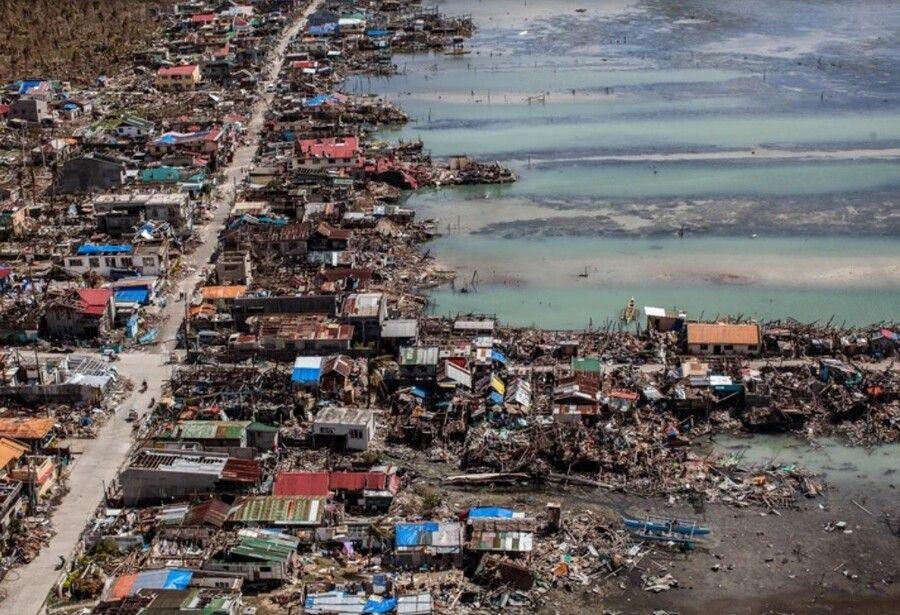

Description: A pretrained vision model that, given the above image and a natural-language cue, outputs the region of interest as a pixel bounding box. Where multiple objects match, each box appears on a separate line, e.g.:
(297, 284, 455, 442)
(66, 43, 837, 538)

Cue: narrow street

(0, 4, 320, 612)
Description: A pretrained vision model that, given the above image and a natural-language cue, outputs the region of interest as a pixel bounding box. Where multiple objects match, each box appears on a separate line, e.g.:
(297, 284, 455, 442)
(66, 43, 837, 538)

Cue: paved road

(0, 4, 320, 613)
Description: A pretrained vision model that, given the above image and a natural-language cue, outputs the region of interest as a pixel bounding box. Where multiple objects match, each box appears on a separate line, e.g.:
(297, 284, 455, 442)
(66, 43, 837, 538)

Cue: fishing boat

(623, 515, 710, 548)
(621, 297, 638, 323)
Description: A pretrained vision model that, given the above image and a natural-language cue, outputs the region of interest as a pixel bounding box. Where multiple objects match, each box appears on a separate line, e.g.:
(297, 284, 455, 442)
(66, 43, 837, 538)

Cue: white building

(312, 407, 375, 451)
(63, 242, 167, 278)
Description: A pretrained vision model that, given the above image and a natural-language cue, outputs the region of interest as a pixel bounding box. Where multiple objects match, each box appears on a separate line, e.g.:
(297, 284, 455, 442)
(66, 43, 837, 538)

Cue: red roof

(0, 104, 9, 116)
(291, 60, 319, 70)
(157, 64, 199, 77)
(297, 136, 360, 160)
(274, 471, 330, 496)
(75, 288, 112, 316)
(191, 12, 216, 23)
(274, 470, 399, 496)
(330, 471, 399, 493)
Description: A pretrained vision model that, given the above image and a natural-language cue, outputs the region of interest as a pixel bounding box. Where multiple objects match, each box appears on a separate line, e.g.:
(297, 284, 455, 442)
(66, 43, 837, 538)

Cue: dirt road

(0, 4, 320, 613)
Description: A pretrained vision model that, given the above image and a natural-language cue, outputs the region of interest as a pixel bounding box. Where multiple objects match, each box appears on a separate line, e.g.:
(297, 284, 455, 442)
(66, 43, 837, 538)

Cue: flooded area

(353, 0, 900, 327)
(711, 434, 900, 489)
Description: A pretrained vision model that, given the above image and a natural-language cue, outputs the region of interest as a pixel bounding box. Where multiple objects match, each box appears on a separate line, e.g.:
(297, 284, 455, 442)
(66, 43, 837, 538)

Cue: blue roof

(367, 29, 388, 37)
(395, 522, 438, 547)
(126, 568, 192, 595)
(491, 349, 508, 364)
(489, 391, 504, 405)
(292, 368, 321, 383)
(308, 23, 337, 35)
(469, 506, 514, 519)
(77, 243, 132, 255)
(364, 598, 397, 614)
(18, 80, 45, 95)
(114, 289, 150, 305)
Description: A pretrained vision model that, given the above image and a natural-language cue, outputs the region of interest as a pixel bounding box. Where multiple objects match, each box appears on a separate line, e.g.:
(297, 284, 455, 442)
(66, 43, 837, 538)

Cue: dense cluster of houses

(0, 0, 896, 613)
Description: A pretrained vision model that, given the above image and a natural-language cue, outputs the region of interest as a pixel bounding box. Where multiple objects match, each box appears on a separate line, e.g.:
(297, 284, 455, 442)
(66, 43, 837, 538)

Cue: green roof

(572, 357, 602, 373)
(229, 534, 298, 562)
(174, 420, 251, 442)
(228, 496, 325, 525)
(247, 421, 279, 432)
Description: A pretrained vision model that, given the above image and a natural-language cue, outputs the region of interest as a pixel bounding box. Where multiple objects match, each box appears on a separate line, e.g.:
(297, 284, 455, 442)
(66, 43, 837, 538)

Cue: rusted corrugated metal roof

(221, 458, 261, 483)
(183, 499, 231, 528)
(0, 418, 55, 441)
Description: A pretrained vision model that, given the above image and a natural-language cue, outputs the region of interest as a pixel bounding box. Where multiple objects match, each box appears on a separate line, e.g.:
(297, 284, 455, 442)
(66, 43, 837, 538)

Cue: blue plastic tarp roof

(77, 243, 132, 255)
(363, 597, 397, 614)
(292, 367, 322, 383)
(491, 349, 508, 364)
(469, 507, 514, 519)
(410, 386, 428, 399)
(395, 522, 438, 547)
(489, 391, 504, 405)
(114, 289, 150, 305)
(308, 23, 337, 35)
(366, 29, 388, 37)
(129, 568, 192, 594)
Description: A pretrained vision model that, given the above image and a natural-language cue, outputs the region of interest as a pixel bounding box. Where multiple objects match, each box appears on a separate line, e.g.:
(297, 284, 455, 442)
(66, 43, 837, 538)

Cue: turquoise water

(508, 161, 900, 199)
(370, 0, 900, 328)
(423, 235, 900, 327)
(386, 112, 900, 158)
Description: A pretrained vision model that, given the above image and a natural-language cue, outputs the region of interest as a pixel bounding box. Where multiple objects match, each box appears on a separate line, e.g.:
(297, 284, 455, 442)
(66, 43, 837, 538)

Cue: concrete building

(686, 323, 761, 356)
(56, 153, 128, 193)
(216, 250, 252, 285)
(8, 98, 52, 124)
(119, 448, 259, 506)
(156, 64, 202, 90)
(63, 242, 168, 278)
(312, 407, 375, 451)
(340, 292, 386, 343)
(93, 193, 193, 237)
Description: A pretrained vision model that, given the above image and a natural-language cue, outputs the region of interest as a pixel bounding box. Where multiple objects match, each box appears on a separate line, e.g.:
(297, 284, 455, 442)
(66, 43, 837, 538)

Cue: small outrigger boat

(620, 297, 638, 323)
(445, 36, 471, 56)
(623, 515, 710, 549)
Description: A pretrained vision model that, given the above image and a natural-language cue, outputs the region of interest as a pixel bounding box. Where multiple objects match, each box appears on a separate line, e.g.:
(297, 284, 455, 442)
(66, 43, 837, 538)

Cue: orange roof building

(0, 418, 56, 445)
(686, 323, 761, 355)
(200, 285, 247, 301)
(0, 437, 28, 472)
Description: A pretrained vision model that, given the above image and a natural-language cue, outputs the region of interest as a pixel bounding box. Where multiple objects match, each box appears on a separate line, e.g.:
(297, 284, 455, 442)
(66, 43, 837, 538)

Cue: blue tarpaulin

(138, 329, 158, 345)
(488, 391, 504, 405)
(114, 289, 150, 305)
(410, 386, 428, 399)
(395, 522, 438, 547)
(292, 357, 323, 384)
(77, 243, 132, 255)
(126, 568, 192, 595)
(364, 597, 397, 614)
(491, 349, 508, 364)
(366, 28, 388, 37)
(469, 507, 514, 519)
(308, 23, 337, 35)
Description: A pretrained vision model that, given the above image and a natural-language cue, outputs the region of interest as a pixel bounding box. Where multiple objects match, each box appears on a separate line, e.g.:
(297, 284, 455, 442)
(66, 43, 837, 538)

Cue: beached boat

(621, 297, 638, 323)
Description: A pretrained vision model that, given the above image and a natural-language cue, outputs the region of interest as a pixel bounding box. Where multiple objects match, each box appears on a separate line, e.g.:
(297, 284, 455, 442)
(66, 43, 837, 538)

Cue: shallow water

(712, 434, 900, 489)
(364, 0, 900, 327)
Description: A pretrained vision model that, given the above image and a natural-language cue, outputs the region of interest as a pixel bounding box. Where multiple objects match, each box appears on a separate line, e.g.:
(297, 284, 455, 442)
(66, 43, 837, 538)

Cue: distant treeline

(0, 0, 173, 84)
